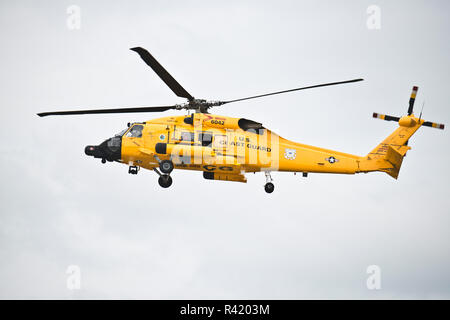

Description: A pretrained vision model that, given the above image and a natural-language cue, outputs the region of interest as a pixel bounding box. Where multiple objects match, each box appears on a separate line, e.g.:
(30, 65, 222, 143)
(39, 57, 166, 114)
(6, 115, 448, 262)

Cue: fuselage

(86, 113, 363, 179)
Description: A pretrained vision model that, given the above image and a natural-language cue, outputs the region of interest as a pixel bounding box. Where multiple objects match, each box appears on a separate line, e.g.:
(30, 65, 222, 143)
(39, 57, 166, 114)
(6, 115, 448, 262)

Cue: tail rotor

(372, 85, 445, 130)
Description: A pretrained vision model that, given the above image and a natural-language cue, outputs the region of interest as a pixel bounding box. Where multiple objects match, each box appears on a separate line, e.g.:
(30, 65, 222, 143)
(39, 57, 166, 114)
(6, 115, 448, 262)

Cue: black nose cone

(84, 145, 105, 159)
(85, 145, 97, 156)
(84, 137, 121, 161)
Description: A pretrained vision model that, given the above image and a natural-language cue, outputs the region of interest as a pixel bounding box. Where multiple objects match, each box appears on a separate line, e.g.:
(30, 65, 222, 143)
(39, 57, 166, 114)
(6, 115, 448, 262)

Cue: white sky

(0, 0, 449, 299)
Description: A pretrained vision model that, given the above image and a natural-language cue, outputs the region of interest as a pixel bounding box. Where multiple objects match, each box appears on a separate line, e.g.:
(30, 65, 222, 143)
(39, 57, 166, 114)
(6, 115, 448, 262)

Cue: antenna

(419, 101, 425, 121)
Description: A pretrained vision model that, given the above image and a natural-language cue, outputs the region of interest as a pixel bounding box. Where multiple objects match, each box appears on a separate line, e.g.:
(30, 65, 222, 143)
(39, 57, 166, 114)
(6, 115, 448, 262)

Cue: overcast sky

(0, 0, 449, 299)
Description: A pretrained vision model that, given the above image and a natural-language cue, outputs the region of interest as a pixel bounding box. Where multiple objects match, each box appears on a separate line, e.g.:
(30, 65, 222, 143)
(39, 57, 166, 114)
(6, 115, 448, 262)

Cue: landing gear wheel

(159, 160, 174, 174)
(264, 182, 274, 193)
(101, 158, 106, 164)
(158, 175, 173, 188)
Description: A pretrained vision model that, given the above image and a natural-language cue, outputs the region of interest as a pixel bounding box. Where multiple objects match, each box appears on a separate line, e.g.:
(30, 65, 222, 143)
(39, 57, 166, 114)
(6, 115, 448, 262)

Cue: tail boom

(359, 114, 429, 179)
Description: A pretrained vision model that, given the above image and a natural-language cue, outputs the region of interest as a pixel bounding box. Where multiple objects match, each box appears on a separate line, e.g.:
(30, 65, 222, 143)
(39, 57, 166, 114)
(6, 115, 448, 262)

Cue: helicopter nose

(85, 137, 121, 162)
(85, 145, 99, 156)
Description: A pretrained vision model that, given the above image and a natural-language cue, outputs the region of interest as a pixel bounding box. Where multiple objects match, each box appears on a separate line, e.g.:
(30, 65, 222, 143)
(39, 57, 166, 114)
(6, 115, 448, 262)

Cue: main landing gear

(128, 161, 173, 188)
(159, 160, 174, 174)
(264, 171, 274, 193)
(153, 166, 173, 189)
(158, 174, 173, 188)
(152, 156, 174, 188)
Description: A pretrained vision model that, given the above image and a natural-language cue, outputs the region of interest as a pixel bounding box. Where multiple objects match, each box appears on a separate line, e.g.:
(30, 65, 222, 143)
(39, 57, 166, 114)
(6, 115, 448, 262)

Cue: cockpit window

(107, 136, 121, 152)
(126, 125, 143, 138)
(115, 129, 128, 137)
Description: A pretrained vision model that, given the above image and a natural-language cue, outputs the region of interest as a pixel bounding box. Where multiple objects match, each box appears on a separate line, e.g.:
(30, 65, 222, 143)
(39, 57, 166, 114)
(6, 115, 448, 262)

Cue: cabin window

(126, 125, 143, 138)
(214, 135, 228, 148)
(180, 131, 195, 142)
(198, 132, 213, 147)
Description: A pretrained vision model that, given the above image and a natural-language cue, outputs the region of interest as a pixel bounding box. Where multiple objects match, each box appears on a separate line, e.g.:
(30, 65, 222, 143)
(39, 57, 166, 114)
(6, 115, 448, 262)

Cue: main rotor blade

(130, 47, 194, 101)
(37, 105, 177, 117)
(222, 78, 364, 104)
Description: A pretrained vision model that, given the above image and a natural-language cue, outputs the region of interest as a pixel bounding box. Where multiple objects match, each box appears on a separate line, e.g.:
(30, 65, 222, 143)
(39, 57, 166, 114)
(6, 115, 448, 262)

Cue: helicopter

(38, 47, 445, 193)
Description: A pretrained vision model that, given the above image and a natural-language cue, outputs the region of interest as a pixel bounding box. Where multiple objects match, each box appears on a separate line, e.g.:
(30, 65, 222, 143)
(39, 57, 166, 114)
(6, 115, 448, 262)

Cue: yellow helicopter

(38, 47, 445, 193)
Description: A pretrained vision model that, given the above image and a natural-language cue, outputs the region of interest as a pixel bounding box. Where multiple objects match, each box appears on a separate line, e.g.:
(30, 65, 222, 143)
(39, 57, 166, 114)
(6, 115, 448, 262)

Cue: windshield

(115, 128, 128, 137)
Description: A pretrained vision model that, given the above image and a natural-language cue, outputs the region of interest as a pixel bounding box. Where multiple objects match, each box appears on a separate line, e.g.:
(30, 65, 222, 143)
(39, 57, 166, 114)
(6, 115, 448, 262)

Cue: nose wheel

(264, 171, 275, 193)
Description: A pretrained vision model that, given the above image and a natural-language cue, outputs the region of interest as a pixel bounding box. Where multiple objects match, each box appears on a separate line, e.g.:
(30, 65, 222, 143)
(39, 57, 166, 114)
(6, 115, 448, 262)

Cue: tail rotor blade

(373, 113, 400, 122)
(407, 86, 418, 115)
(422, 121, 445, 130)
